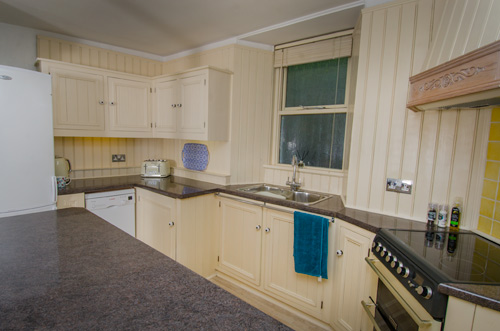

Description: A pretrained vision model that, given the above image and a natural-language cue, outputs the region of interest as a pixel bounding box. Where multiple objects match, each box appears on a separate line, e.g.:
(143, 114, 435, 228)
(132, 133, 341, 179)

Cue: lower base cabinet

(217, 197, 263, 286)
(176, 194, 217, 278)
(263, 208, 333, 321)
(216, 195, 333, 323)
(444, 296, 500, 331)
(57, 193, 85, 209)
(330, 219, 377, 331)
(135, 188, 176, 259)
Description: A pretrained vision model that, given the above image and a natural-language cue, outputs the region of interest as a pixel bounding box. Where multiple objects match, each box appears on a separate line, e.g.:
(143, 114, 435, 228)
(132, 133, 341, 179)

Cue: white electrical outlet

(386, 178, 413, 194)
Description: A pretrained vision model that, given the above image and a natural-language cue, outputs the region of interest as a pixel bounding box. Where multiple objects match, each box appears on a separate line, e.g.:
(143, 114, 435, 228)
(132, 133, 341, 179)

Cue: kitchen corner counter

(0, 208, 290, 330)
(58, 175, 222, 199)
(56, 176, 500, 312)
(59, 176, 431, 233)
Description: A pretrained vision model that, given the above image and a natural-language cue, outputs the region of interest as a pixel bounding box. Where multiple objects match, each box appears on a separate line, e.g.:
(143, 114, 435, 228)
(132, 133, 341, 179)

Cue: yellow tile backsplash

(490, 123, 500, 141)
(485, 161, 500, 180)
(482, 180, 498, 200)
(492, 108, 500, 122)
(487, 142, 500, 162)
(478, 216, 493, 234)
(478, 107, 500, 239)
(480, 198, 495, 218)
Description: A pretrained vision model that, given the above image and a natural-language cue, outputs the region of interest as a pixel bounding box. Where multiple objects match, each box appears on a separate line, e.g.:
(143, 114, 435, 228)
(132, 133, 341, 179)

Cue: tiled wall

(478, 108, 500, 239)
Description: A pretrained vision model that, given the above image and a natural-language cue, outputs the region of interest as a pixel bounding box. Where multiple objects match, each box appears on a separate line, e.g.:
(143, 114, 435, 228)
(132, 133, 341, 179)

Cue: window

(273, 33, 352, 170)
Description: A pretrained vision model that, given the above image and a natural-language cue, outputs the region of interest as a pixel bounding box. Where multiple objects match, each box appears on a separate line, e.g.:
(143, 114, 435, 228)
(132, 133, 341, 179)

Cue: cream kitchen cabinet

(42, 64, 106, 136)
(107, 76, 152, 137)
(152, 67, 231, 141)
(56, 193, 85, 209)
(262, 207, 333, 321)
(175, 194, 218, 278)
(135, 187, 176, 259)
(216, 195, 264, 287)
(38, 59, 153, 138)
(153, 77, 178, 137)
(444, 296, 500, 331)
(330, 219, 377, 331)
(216, 195, 332, 322)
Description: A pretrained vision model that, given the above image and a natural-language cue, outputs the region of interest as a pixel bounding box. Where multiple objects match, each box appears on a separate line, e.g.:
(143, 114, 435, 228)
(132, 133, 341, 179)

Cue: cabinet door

(218, 197, 263, 287)
(263, 208, 327, 320)
(135, 188, 176, 259)
(57, 193, 85, 209)
(178, 73, 207, 138)
(50, 68, 105, 132)
(176, 194, 217, 278)
(331, 220, 376, 331)
(108, 77, 152, 136)
(154, 78, 178, 137)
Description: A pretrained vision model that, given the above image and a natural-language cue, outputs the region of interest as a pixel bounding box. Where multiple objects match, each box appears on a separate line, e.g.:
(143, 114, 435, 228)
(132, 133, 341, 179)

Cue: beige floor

(210, 276, 329, 331)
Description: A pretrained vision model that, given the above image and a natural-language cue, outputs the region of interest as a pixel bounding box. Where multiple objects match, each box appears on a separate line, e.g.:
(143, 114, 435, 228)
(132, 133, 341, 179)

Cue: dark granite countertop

(0, 208, 291, 330)
(60, 176, 429, 233)
(59, 175, 222, 199)
(58, 175, 500, 311)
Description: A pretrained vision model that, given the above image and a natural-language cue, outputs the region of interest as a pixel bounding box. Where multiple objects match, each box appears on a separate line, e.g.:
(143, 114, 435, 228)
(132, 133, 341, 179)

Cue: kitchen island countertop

(0, 208, 291, 330)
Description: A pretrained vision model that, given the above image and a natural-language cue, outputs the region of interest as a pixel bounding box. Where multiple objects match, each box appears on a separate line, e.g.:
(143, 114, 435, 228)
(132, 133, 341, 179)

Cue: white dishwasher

(85, 189, 136, 237)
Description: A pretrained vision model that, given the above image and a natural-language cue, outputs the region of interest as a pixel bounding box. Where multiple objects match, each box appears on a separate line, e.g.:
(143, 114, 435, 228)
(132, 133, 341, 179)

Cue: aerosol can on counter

(450, 202, 461, 229)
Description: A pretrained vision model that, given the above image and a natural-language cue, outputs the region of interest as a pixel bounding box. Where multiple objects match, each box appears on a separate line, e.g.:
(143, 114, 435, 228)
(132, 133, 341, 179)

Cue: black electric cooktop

(379, 228, 500, 284)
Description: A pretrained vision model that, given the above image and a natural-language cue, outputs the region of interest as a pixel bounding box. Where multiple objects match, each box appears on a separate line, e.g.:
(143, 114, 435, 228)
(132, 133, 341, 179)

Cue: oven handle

(365, 257, 435, 329)
(361, 300, 383, 331)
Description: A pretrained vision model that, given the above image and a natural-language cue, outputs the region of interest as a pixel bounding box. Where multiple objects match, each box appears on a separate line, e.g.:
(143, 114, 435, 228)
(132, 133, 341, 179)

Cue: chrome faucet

(286, 155, 301, 191)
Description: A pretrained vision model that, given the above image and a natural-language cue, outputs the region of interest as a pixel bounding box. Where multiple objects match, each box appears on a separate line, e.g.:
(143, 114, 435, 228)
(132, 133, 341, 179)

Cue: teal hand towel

(293, 211, 329, 279)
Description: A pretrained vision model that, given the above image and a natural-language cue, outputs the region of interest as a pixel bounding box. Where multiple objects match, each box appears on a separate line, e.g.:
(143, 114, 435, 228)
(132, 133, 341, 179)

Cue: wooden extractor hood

(407, 40, 500, 111)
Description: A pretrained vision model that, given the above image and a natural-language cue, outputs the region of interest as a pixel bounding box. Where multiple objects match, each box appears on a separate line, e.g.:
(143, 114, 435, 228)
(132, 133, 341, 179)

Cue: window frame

(271, 33, 353, 172)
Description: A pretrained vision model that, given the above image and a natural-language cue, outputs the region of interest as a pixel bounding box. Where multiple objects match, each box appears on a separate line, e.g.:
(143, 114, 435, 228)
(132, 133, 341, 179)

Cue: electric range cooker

(372, 227, 500, 320)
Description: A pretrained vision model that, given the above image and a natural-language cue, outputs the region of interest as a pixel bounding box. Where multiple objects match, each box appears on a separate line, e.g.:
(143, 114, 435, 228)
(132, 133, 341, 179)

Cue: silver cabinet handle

(168, 221, 175, 227)
(256, 225, 261, 230)
(361, 300, 382, 331)
(99, 100, 104, 105)
(177, 103, 182, 108)
(336, 250, 343, 256)
(110, 101, 115, 105)
(265, 227, 271, 233)
(172, 104, 176, 108)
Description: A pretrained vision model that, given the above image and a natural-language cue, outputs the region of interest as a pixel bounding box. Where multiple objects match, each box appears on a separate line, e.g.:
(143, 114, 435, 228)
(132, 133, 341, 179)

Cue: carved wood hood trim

(407, 40, 500, 111)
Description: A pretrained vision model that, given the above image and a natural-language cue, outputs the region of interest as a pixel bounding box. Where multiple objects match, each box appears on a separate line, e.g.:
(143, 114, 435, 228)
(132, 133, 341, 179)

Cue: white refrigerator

(0, 65, 57, 217)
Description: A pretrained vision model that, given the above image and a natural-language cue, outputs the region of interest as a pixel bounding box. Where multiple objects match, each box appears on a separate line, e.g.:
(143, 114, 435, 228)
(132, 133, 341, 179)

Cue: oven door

(362, 258, 442, 331)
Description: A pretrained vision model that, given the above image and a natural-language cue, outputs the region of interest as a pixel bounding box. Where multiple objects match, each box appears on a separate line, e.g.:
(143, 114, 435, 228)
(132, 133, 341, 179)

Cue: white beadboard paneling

(431, 111, 458, 203)
(37, 36, 163, 76)
(448, 110, 479, 222)
(423, 0, 500, 70)
(346, 10, 373, 206)
(369, 5, 402, 211)
(383, 2, 418, 215)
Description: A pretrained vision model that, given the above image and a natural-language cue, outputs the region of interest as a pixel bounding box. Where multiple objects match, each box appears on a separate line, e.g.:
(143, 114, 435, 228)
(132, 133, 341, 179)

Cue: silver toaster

(141, 160, 171, 177)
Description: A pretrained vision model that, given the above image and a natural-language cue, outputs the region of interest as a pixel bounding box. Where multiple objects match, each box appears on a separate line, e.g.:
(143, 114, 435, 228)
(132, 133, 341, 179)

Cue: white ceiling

(0, 0, 387, 58)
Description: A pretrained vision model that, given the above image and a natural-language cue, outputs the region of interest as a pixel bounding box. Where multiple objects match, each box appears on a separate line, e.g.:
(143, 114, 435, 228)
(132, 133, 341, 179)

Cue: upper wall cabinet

(153, 67, 231, 141)
(38, 59, 231, 141)
(39, 59, 153, 138)
(47, 66, 106, 136)
(108, 77, 152, 137)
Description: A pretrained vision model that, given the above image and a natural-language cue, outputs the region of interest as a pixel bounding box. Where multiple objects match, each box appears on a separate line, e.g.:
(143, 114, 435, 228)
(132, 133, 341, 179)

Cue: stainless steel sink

(237, 184, 330, 205)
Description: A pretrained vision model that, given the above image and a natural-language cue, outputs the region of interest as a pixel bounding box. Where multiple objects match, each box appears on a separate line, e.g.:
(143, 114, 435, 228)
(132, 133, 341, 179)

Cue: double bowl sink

(237, 184, 330, 205)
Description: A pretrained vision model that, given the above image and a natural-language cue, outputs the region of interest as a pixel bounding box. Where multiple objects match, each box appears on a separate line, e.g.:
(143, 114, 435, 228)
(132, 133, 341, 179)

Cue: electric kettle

(54, 156, 71, 177)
